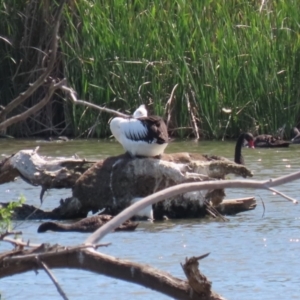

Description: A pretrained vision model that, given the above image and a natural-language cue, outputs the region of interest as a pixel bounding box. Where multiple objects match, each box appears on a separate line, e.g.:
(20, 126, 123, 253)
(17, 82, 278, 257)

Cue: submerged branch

(37, 258, 69, 300)
(85, 171, 300, 245)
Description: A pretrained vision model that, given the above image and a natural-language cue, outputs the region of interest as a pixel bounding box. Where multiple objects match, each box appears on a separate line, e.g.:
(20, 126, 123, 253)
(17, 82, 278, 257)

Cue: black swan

(37, 214, 138, 233)
(234, 132, 255, 164)
(253, 134, 290, 148)
(160, 132, 254, 166)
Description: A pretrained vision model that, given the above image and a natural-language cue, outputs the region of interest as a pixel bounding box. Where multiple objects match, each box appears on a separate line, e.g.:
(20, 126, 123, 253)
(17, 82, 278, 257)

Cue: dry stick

(0, 231, 22, 240)
(138, 81, 151, 100)
(164, 84, 179, 128)
(259, 0, 267, 12)
(3, 237, 41, 248)
(257, 195, 266, 218)
(37, 257, 69, 300)
(0, 0, 66, 130)
(222, 114, 232, 142)
(5, 243, 112, 261)
(0, 80, 65, 130)
(190, 87, 201, 139)
(204, 201, 228, 222)
(267, 187, 295, 202)
(2, 248, 211, 300)
(85, 171, 300, 245)
(61, 85, 129, 118)
(186, 93, 200, 140)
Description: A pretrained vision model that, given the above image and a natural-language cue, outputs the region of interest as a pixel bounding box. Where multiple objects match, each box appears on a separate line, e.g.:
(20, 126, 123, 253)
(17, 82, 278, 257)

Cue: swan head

(244, 132, 255, 148)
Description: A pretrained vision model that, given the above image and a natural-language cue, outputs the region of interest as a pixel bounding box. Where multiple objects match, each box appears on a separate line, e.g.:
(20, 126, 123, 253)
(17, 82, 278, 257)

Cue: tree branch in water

(85, 171, 299, 245)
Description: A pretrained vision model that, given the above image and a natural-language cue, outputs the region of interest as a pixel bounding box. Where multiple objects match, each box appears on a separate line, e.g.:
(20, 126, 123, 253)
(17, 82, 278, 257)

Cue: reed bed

(1, 1, 300, 138)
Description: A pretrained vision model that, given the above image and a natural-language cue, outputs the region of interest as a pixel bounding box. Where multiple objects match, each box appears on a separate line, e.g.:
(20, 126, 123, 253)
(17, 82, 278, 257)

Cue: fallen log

(1, 169, 299, 299)
(0, 147, 96, 200)
(0, 241, 225, 300)
(216, 196, 256, 215)
(73, 153, 253, 218)
(0, 149, 254, 220)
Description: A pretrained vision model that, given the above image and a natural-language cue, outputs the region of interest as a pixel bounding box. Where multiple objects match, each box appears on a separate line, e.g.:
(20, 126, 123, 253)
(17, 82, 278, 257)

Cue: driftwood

(0, 148, 254, 220)
(0, 148, 95, 199)
(216, 197, 256, 215)
(0, 241, 224, 300)
(1, 171, 299, 299)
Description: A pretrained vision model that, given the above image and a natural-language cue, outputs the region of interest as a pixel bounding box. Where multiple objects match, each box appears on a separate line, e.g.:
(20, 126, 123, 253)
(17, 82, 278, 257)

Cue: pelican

(110, 105, 169, 157)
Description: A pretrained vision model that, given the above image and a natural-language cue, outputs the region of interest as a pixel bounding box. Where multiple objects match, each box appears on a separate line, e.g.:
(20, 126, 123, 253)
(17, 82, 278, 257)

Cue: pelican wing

(122, 119, 149, 142)
(141, 116, 169, 144)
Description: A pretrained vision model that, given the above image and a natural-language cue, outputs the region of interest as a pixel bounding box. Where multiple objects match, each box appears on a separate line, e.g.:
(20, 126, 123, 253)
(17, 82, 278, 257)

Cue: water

(1, 138, 300, 300)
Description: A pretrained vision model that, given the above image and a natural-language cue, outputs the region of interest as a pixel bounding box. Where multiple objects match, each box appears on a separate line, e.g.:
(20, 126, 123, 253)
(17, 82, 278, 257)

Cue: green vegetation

(0, 195, 25, 234)
(1, 1, 300, 138)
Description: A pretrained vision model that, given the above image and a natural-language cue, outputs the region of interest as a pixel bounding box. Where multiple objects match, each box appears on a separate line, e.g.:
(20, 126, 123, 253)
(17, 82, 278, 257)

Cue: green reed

(61, 0, 300, 138)
(2, 1, 300, 138)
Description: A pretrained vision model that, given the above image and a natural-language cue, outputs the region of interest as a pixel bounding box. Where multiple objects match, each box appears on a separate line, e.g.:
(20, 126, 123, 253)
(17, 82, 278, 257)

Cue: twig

(259, 0, 267, 12)
(0, 231, 22, 240)
(164, 83, 178, 128)
(3, 237, 41, 248)
(138, 81, 151, 100)
(204, 201, 228, 222)
(61, 85, 129, 118)
(36, 257, 69, 300)
(222, 114, 232, 142)
(85, 171, 300, 245)
(4, 242, 112, 261)
(267, 187, 297, 203)
(0, 79, 66, 132)
(186, 92, 200, 140)
(257, 195, 266, 218)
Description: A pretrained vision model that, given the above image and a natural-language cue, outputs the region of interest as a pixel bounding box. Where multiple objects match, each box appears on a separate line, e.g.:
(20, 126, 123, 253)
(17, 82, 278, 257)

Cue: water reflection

(0, 139, 300, 299)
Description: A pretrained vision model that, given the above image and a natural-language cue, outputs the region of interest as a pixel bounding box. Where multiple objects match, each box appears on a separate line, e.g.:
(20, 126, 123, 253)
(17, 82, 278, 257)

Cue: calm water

(1, 138, 300, 300)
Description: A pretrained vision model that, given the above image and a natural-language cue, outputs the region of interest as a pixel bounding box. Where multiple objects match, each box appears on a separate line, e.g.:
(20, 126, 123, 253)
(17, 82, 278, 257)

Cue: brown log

(216, 197, 257, 215)
(0, 149, 254, 219)
(0, 245, 225, 300)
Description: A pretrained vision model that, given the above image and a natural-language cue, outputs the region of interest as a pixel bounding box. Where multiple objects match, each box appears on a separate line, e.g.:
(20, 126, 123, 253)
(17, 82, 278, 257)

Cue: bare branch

(138, 81, 151, 100)
(164, 83, 178, 128)
(0, 0, 66, 129)
(1, 248, 218, 300)
(85, 171, 300, 245)
(3, 237, 41, 248)
(0, 231, 22, 240)
(37, 257, 69, 300)
(61, 85, 130, 118)
(186, 92, 200, 140)
(267, 187, 295, 203)
(0, 79, 64, 131)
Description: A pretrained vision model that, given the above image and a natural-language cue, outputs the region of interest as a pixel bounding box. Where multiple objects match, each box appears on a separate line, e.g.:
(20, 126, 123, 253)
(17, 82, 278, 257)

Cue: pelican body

(110, 115, 169, 157)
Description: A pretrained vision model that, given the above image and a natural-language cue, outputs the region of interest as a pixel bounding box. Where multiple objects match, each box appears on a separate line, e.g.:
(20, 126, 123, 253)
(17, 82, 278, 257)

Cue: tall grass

(61, 0, 300, 139)
(2, 1, 300, 138)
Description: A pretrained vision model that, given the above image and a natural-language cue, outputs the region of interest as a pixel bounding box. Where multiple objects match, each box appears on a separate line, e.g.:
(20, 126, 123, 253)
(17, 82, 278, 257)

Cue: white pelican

(110, 105, 169, 157)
